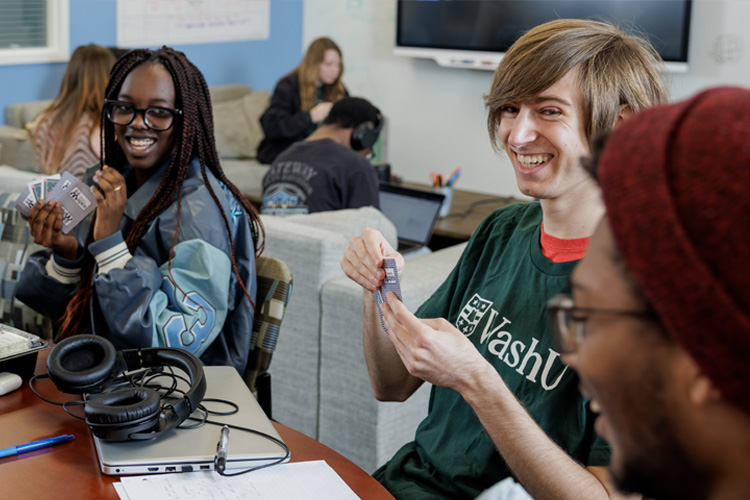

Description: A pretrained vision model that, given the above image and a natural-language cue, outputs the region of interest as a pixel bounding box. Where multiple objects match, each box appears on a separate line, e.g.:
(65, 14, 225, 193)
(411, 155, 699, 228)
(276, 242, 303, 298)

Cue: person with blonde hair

(340, 19, 668, 500)
(30, 44, 116, 178)
(257, 37, 348, 164)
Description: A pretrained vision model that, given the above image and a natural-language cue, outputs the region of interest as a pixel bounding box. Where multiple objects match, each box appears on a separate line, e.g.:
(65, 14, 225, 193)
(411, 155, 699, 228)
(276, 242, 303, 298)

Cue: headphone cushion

(47, 335, 118, 393)
(351, 117, 382, 151)
(85, 387, 161, 425)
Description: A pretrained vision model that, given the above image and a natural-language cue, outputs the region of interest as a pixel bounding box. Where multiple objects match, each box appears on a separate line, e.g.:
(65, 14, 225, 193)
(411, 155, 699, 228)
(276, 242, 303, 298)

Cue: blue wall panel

(0, 0, 303, 125)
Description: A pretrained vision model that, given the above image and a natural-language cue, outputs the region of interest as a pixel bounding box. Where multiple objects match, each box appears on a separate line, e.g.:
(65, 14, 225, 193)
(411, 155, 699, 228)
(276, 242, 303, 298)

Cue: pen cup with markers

(434, 186, 453, 217)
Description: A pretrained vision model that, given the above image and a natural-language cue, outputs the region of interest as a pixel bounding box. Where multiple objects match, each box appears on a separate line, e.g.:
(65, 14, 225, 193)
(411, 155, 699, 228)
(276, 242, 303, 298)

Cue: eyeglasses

(104, 99, 182, 131)
(546, 294, 656, 354)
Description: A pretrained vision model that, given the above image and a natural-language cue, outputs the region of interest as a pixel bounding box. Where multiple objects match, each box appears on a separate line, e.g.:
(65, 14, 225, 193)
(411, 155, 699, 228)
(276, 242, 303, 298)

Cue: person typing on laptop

(339, 19, 668, 500)
(260, 97, 382, 216)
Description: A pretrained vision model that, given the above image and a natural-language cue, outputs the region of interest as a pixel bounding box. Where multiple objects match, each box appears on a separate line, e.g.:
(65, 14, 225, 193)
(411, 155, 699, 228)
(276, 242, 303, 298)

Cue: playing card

(374, 258, 403, 334)
(59, 184, 96, 234)
(14, 184, 36, 220)
(47, 172, 97, 234)
(28, 179, 42, 204)
(46, 171, 78, 201)
(42, 174, 61, 200)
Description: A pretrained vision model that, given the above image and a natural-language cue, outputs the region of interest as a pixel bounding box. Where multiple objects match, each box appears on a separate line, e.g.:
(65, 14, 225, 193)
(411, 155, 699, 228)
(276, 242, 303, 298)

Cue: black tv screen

(396, 0, 692, 70)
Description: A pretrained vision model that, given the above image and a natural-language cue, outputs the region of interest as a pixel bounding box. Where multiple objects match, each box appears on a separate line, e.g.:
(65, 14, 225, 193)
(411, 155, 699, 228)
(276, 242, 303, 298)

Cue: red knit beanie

(598, 87, 750, 415)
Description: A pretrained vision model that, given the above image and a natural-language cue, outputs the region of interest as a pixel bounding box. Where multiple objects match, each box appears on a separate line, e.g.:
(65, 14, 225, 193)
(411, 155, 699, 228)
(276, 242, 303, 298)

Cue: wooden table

(0, 349, 394, 500)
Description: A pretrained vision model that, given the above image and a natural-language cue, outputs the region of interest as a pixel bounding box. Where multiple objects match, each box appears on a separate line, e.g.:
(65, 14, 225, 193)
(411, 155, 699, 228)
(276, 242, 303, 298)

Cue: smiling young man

(340, 19, 667, 500)
(556, 87, 750, 500)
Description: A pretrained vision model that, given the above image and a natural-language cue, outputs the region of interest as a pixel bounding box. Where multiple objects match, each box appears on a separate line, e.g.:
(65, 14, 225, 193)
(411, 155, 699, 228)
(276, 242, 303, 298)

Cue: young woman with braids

(257, 37, 348, 164)
(16, 47, 264, 374)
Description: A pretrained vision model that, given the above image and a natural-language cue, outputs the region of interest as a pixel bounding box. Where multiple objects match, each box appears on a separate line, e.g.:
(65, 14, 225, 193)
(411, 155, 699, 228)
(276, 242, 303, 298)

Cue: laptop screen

(379, 184, 445, 248)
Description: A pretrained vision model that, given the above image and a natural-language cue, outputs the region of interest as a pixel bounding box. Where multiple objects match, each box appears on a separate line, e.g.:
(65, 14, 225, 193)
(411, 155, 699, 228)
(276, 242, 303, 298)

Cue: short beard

(611, 414, 710, 500)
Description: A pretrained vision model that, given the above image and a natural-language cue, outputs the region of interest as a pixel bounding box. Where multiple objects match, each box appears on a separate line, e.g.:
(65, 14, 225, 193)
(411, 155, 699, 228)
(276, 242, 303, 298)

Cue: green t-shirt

(374, 202, 610, 500)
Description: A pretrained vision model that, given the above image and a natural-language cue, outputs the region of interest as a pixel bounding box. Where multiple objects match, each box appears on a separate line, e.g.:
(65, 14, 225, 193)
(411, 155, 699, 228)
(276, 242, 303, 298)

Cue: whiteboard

(117, 0, 270, 47)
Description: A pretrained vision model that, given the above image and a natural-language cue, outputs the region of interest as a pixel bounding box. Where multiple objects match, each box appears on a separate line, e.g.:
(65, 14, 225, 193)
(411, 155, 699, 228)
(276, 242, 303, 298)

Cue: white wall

(304, 0, 750, 197)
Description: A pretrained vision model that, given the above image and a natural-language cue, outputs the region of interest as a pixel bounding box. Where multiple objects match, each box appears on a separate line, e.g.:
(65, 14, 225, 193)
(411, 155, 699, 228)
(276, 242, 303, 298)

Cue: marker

(447, 168, 462, 186)
(0, 434, 75, 458)
(214, 425, 230, 473)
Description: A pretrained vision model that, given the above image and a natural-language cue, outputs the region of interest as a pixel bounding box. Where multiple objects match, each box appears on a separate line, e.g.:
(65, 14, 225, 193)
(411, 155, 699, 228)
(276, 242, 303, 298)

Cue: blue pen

(0, 434, 75, 458)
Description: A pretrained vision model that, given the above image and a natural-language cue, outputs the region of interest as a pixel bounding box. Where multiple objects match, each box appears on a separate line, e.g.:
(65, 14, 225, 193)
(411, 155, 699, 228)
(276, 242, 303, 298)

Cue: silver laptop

(379, 183, 445, 253)
(93, 366, 289, 475)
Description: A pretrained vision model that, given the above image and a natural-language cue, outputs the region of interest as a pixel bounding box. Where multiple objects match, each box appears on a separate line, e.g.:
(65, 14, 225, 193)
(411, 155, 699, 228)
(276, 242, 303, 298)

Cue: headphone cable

(186, 416, 291, 477)
(31, 366, 290, 475)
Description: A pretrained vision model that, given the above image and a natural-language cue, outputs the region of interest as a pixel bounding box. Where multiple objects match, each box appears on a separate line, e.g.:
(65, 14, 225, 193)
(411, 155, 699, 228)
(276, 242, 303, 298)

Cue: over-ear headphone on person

(350, 113, 383, 151)
(46, 334, 206, 442)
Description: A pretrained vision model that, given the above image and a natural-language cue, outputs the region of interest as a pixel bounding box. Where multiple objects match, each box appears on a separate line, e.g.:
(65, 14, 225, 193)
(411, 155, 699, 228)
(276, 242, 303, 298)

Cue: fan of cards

(15, 171, 97, 234)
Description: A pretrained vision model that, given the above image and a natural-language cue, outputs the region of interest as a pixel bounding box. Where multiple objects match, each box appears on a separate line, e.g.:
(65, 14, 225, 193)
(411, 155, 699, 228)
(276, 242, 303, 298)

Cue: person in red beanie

(341, 18, 669, 500)
(552, 86, 750, 500)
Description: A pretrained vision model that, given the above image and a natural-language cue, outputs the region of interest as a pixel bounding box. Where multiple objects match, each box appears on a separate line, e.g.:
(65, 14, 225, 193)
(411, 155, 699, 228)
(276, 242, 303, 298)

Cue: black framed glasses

(546, 294, 656, 354)
(104, 99, 182, 131)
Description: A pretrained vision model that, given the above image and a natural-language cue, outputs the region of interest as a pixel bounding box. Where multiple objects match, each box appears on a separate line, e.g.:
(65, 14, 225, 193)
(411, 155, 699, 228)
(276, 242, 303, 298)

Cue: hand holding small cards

(15, 174, 59, 218)
(374, 257, 403, 334)
(15, 172, 97, 234)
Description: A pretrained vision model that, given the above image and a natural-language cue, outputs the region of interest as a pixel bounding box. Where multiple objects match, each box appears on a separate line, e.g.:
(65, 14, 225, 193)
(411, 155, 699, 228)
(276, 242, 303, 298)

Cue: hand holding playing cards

(28, 200, 79, 260)
(17, 172, 97, 235)
(91, 165, 127, 241)
(341, 228, 405, 292)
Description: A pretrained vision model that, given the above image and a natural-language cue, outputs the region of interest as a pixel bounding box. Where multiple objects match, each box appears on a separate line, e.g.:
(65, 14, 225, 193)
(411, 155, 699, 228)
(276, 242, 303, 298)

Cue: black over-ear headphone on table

(350, 113, 384, 151)
(46, 334, 206, 442)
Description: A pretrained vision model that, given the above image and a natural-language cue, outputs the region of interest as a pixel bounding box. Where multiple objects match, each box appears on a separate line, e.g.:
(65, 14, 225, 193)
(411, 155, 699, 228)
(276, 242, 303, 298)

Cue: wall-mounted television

(395, 0, 693, 72)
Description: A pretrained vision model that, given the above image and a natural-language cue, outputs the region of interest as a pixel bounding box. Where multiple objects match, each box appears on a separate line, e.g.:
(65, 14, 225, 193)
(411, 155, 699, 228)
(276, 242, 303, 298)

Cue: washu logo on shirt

(456, 293, 568, 391)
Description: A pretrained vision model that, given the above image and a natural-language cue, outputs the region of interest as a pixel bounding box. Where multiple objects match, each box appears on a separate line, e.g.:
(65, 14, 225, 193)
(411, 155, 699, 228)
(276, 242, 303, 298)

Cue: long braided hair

(57, 47, 264, 339)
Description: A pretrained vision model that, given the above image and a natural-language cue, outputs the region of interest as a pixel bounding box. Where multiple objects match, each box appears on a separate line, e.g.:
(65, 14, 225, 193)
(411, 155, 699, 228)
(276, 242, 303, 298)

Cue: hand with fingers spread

(379, 293, 489, 391)
(340, 228, 405, 293)
(27, 200, 79, 259)
(91, 165, 127, 241)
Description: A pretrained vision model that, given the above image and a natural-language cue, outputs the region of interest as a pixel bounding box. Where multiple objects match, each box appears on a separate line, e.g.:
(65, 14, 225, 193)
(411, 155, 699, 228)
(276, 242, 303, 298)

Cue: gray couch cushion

(0, 126, 35, 171)
(208, 83, 252, 103)
(282, 207, 398, 249)
(5, 100, 52, 129)
(212, 90, 270, 160)
(259, 207, 396, 438)
(219, 158, 268, 199)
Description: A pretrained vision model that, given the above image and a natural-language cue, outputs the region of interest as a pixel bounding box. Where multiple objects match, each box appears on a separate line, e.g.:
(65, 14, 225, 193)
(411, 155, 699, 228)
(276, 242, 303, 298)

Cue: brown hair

(57, 47, 264, 339)
(33, 44, 115, 174)
(485, 19, 669, 151)
(296, 37, 346, 111)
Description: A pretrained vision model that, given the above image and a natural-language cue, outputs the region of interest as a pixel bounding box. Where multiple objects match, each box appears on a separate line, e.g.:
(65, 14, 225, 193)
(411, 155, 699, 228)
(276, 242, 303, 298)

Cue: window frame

(0, 0, 69, 66)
